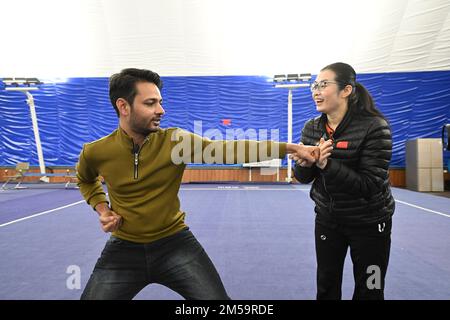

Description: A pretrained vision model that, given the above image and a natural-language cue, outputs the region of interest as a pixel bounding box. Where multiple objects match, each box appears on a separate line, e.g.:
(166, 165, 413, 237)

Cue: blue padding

(1, 71, 449, 167)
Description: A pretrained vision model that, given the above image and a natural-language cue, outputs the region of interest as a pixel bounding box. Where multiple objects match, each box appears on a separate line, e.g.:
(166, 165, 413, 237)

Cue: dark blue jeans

(81, 228, 230, 300)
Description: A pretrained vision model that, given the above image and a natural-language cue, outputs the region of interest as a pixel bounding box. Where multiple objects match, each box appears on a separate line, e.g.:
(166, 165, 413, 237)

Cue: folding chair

(1, 162, 30, 190)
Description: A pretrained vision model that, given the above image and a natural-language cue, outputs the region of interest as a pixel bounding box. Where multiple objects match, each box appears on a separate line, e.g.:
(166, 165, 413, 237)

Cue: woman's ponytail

(321, 62, 386, 120)
(350, 82, 385, 119)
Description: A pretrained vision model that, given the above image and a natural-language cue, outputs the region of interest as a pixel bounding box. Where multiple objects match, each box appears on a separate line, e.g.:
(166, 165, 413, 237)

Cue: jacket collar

(317, 109, 353, 139)
(116, 126, 158, 152)
(117, 126, 136, 151)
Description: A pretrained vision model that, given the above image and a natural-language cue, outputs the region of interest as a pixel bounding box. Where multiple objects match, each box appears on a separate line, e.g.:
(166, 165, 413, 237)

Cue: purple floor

(0, 184, 449, 299)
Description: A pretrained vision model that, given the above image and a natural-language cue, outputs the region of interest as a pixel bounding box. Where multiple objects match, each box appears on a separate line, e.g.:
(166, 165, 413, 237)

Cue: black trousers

(315, 217, 392, 300)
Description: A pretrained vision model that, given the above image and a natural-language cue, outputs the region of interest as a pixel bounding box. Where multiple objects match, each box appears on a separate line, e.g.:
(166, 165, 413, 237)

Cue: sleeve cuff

(276, 142, 287, 158)
(89, 194, 109, 210)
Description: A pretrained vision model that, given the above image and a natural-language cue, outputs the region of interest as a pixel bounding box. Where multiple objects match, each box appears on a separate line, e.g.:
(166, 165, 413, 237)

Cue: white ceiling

(1, 0, 449, 77)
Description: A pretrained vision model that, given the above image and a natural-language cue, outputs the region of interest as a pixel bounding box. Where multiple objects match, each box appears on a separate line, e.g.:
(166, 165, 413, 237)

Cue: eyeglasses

(310, 80, 340, 93)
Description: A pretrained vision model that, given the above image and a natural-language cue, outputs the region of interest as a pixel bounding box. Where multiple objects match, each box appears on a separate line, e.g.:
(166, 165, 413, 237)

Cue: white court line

(395, 199, 450, 218)
(0, 189, 306, 227)
(0, 200, 86, 228)
(181, 188, 450, 218)
(181, 188, 310, 191)
(8, 191, 445, 229)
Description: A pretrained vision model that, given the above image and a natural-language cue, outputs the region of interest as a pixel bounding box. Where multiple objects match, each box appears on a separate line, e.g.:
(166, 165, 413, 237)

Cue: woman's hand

(316, 138, 333, 169)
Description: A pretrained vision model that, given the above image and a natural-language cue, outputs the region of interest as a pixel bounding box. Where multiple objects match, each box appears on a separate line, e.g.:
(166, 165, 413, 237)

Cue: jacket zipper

(132, 137, 150, 180)
(134, 152, 139, 179)
(322, 175, 334, 212)
(320, 129, 335, 212)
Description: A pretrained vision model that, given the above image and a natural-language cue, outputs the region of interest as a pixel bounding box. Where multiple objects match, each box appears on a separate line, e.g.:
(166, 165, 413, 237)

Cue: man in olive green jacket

(77, 68, 318, 300)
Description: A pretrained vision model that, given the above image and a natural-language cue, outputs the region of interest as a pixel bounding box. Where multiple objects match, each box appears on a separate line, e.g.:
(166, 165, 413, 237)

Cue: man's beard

(130, 114, 157, 136)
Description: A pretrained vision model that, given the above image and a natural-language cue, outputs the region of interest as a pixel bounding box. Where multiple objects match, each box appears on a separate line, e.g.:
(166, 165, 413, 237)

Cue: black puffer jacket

(294, 112, 395, 226)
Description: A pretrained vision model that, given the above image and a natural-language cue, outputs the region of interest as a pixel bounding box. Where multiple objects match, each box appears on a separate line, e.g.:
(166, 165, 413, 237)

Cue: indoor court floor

(0, 183, 449, 300)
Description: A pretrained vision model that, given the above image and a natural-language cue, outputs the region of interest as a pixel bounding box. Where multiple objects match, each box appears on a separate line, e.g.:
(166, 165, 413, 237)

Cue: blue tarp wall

(1, 71, 449, 168)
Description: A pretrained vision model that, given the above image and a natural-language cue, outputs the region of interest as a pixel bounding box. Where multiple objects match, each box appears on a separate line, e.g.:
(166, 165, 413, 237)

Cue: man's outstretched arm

(286, 143, 318, 163)
(171, 129, 318, 164)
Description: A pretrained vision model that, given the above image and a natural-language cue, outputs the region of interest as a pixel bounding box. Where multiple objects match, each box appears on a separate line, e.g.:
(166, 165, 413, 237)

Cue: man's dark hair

(109, 68, 163, 117)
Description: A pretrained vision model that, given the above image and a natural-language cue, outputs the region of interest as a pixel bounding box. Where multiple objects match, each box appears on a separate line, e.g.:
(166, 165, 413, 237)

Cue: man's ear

(116, 98, 130, 117)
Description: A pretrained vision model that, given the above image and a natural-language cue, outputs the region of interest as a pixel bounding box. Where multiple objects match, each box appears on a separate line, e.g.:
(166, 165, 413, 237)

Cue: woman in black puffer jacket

(292, 62, 395, 300)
